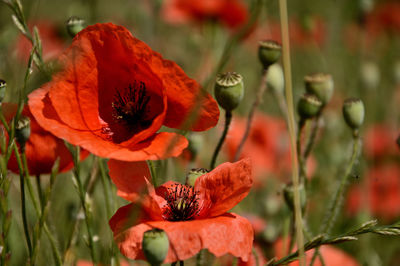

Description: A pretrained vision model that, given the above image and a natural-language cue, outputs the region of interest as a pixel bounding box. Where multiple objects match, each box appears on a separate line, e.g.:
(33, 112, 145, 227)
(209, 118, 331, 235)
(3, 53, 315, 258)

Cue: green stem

(35, 175, 44, 210)
(19, 165, 32, 259)
(233, 69, 269, 161)
(303, 114, 320, 159)
(98, 158, 121, 265)
(71, 146, 96, 263)
(210, 111, 232, 169)
(278, 0, 305, 265)
(296, 119, 307, 182)
(148, 160, 158, 188)
(310, 132, 361, 266)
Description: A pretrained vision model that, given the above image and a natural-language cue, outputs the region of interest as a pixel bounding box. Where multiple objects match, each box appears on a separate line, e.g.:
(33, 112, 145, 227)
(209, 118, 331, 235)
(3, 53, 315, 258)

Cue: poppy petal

(108, 160, 150, 202)
(195, 158, 252, 217)
(28, 87, 188, 161)
(111, 212, 253, 263)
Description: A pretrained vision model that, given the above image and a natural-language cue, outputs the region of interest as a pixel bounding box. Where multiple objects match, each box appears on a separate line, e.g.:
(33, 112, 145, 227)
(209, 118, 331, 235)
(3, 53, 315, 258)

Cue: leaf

(11, 14, 27, 35)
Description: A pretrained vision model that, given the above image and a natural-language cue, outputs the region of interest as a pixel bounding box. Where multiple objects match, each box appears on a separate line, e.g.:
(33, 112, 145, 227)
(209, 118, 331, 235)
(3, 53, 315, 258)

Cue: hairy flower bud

(266, 64, 284, 94)
(66, 16, 85, 37)
(15, 115, 31, 151)
(142, 229, 169, 266)
(258, 40, 282, 69)
(186, 168, 208, 186)
(283, 183, 306, 213)
(360, 61, 380, 91)
(0, 79, 7, 103)
(297, 93, 322, 120)
(214, 72, 244, 111)
(304, 73, 334, 105)
(343, 98, 365, 129)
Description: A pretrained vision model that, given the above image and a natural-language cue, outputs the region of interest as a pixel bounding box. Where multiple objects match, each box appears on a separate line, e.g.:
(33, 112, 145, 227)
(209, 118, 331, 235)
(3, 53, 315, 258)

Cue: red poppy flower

(364, 124, 399, 159)
(15, 20, 65, 62)
(161, 0, 248, 29)
(246, 16, 326, 50)
(109, 158, 254, 263)
(1, 103, 88, 175)
(274, 238, 359, 266)
(28, 23, 219, 161)
(346, 163, 400, 221)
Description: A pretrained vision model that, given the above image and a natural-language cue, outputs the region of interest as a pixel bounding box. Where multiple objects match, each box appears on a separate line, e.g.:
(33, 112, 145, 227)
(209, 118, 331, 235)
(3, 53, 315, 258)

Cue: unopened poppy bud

(394, 61, 400, 85)
(214, 72, 244, 111)
(343, 98, 365, 129)
(266, 64, 284, 94)
(283, 183, 306, 213)
(186, 168, 208, 186)
(0, 79, 7, 103)
(15, 115, 30, 151)
(397, 135, 400, 150)
(304, 73, 334, 105)
(66, 16, 85, 37)
(258, 40, 282, 69)
(360, 61, 380, 90)
(187, 134, 203, 160)
(142, 228, 169, 266)
(297, 93, 322, 120)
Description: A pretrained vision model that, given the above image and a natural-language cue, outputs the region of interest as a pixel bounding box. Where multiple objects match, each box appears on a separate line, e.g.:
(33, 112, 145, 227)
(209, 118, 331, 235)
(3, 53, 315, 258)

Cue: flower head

(1, 103, 88, 175)
(28, 23, 219, 161)
(109, 158, 254, 263)
(161, 0, 248, 29)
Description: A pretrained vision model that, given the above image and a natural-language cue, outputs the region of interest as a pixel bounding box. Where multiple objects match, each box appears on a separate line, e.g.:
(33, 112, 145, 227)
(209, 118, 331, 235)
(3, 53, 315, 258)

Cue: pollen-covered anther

(163, 184, 201, 221)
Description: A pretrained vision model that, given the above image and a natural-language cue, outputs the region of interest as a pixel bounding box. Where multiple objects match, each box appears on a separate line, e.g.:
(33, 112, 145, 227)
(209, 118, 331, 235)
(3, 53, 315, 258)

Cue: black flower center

(163, 184, 201, 221)
(111, 81, 152, 128)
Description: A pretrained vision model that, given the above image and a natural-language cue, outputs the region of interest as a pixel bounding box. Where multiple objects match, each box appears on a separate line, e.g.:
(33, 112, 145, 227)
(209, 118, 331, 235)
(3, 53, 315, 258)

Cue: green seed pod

(142, 229, 169, 266)
(304, 73, 334, 105)
(187, 133, 203, 161)
(297, 93, 323, 120)
(258, 40, 282, 69)
(15, 115, 31, 151)
(66, 16, 85, 37)
(214, 72, 244, 111)
(342, 98, 365, 129)
(0, 79, 7, 103)
(185, 168, 208, 186)
(266, 64, 284, 95)
(283, 183, 306, 213)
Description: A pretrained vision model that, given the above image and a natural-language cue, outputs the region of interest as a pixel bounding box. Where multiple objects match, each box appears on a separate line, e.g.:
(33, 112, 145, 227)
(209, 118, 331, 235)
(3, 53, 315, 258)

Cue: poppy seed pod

(258, 40, 282, 69)
(297, 93, 322, 120)
(214, 72, 244, 111)
(304, 73, 334, 105)
(142, 229, 169, 266)
(266, 64, 284, 94)
(0, 79, 6, 103)
(283, 183, 306, 213)
(186, 168, 208, 186)
(66, 16, 85, 37)
(15, 115, 31, 150)
(343, 98, 365, 129)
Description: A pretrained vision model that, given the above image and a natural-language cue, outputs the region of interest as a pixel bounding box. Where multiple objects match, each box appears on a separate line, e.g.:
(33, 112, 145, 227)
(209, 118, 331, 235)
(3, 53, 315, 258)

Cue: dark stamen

(111, 81, 151, 127)
(163, 184, 201, 221)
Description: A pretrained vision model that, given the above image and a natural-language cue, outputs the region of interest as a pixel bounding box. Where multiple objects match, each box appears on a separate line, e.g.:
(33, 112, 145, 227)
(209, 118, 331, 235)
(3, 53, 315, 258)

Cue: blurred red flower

(161, 0, 248, 29)
(347, 163, 400, 221)
(246, 16, 326, 49)
(274, 238, 359, 266)
(226, 113, 289, 180)
(1, 103, 88, 175)
(364, 124, 399, 159)
(109, 158, 254, 263)
(28, 23, 219, 161)
(15, 21, 65, 62)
